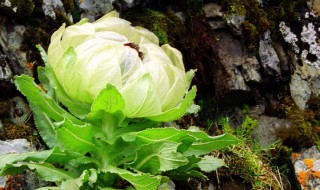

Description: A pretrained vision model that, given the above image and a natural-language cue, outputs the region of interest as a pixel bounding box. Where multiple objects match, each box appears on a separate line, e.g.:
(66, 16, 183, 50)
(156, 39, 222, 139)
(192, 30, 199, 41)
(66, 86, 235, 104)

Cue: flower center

(124, 43, 144, 60)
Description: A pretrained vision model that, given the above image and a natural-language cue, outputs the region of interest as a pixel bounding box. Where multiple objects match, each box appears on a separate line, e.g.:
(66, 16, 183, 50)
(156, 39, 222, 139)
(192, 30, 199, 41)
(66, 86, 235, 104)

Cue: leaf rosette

(0, 11, 240, 190)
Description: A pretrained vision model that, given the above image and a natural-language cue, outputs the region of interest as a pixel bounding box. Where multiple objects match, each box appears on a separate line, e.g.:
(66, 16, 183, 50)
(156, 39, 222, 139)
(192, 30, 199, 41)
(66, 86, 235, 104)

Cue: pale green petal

(147, 86, 197, 122)
(74, 40, 124, 100)
(161, 44, 185, 71)
(135, 26, 159, 45)
(161, 69, 188, 111)
(94, 11, 119, 24)
(61, 23, 95, 48)
(121, 74, 161, 118)
(93, 17, 142, 44)
(120, 46, 144, 83)
(142, 44, 172, 101)
(75, 18, 89, 25)
(48, 24, 66, 68)
(86, 46, 123, 98)
(186, 69, 196, 85)
(144, 61, 170, 102)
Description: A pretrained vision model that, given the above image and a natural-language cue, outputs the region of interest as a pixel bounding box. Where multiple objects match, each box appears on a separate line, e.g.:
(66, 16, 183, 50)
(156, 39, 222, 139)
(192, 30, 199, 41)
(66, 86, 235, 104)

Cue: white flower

(46, 11, 196, 120)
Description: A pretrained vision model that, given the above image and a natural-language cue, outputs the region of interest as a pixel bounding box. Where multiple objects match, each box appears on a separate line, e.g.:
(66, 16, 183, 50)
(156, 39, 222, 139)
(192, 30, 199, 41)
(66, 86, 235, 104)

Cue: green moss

(217, 116, 286, 190)
(3, 122, 35, 141)
(274, 96, 320, 151)
(10, 0, 35, 17)
(122, 8, 183, 45)
(62, 0, 75, 12)
(242, 21, 259, 52)
(223, 0, 270, 52)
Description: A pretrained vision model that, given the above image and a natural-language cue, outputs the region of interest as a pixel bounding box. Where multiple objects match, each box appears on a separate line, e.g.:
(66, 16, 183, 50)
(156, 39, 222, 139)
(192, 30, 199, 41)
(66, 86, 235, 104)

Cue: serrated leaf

(37, 66, 55, 98)
(121, 127, 193, 144)
(32, 107, 58, 148)
(104, 166, 161, 190)
(0, 163, 76, 182)
(121, 127, 195, 153)
(197, 155, 225, 173)
(14, 75, 83, 124)
(185, 131, 240, 157)
(55, 119, 95, 154)
(147, 86, 197, 122)
(0, 148, 58, 168)
(129, 141, 188, 174)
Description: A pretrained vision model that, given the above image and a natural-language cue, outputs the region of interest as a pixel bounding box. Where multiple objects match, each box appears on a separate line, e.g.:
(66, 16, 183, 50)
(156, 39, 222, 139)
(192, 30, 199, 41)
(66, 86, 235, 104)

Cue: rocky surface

(0, 0, 319, 189)
(292, 146, 320, 189)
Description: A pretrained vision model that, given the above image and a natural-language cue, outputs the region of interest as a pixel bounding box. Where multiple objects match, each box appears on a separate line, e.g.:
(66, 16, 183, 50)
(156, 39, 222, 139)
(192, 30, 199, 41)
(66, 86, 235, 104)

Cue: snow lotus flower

(46, 11, 196, 121)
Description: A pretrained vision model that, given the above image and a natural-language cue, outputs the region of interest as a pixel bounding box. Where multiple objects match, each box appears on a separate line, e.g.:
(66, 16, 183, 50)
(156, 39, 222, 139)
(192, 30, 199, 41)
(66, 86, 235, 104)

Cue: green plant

(218, 116, 285, 190)
(0, 12, 239, 190)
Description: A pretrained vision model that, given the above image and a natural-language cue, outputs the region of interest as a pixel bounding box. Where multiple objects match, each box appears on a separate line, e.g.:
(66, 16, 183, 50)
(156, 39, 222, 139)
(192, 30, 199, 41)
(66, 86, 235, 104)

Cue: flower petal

(120, 73, 161, 118)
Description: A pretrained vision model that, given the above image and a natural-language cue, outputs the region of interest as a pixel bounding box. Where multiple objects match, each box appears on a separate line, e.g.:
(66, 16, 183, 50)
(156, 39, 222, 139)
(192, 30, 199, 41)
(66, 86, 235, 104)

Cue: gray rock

(0, 139, 49, 189)
(292, 146, 320, 189)
(225, 14, 245, 36)
(273, 43, 290, 73)
(0, 55, 13, 81)
(208, 20, 227, 30)
(10, 97, 31, 125)
(0, 0, 35, 17)
(77, 0, 114, 22)
(0, 139, 33, 155)
(215, 32, 250, 92)
(203, 3, 223, 18)
(42, 0, 66, 20)
(259, 30, 281, 76)
(290, 72, 312, 110)
(113, 0, 148, 11)
(157, 180, 176, 190)
(290, 61, 320, 110)
(242, 57, 262, 83)
(252, 115, 291, 146)
(3, 25, 32, 76)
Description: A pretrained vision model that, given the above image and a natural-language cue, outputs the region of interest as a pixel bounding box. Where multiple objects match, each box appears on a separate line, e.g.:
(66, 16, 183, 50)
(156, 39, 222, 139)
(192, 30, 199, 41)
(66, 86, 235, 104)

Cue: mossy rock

(0, 0, 35, 17)
(121, 8, 183, 45)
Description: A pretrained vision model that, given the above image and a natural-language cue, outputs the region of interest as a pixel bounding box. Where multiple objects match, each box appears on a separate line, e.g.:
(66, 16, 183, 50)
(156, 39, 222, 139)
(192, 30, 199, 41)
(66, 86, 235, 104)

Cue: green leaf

(37, 45, 91, 118)
(60, 169, 97, 190)
(121, 127, 195, 152)
(129, 141, 188, 175)
(111, 120, 161, 140)
(32, 107, 58, 148)
(0, 163, 77, 182)
(55, 119, 95, 154)
(36, 45, 49, 64)
(197, 155, 225, 173)
(0, 148, 58, 168)
(121, 127, 192, 144)
(170, 156, 200, 173)
(185, 129, 240, 157)
(104, 166, 161, 190)
(147, 86, 197, 122)
(87, 84, 125, 121)
(37, 66, 55, 98)
(14, 75, 83, 125)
